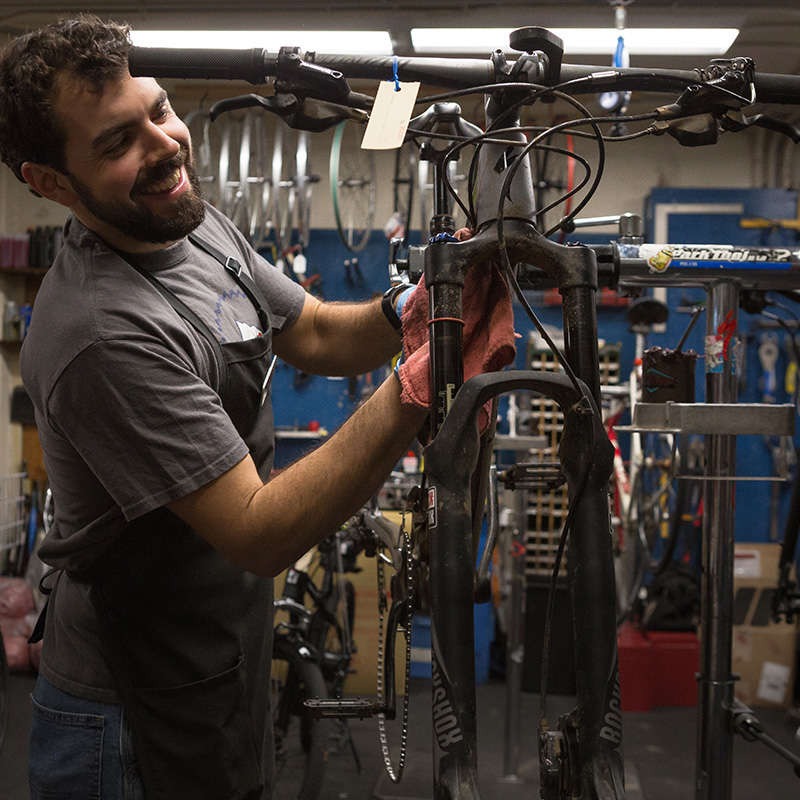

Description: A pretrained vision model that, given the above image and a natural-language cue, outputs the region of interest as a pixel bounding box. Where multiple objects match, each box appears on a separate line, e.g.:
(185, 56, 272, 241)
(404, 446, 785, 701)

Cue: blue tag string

(392, 56, 401, 92)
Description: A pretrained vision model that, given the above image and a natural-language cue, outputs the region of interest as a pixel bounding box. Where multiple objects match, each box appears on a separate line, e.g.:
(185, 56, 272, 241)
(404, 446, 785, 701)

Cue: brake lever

(209, 92, 368, 132)
(721, 109, 800, 143)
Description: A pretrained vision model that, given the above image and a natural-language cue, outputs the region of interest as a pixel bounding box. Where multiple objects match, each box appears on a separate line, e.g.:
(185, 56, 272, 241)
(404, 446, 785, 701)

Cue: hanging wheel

(330, 121, 376, 252)
(241, 111, 274, 247)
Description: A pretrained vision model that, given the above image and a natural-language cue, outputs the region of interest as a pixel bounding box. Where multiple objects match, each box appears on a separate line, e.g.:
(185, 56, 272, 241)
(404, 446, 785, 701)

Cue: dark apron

(86, 234, 279, 799)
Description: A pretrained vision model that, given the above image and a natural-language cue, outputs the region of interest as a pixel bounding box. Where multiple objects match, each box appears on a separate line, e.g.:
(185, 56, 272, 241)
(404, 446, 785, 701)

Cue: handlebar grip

(755, 72, 800, 105)
(129, 46, 272, 84)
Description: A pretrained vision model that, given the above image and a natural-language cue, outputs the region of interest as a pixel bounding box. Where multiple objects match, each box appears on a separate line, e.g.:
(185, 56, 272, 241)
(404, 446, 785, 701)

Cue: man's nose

(144, 121, 182, 164)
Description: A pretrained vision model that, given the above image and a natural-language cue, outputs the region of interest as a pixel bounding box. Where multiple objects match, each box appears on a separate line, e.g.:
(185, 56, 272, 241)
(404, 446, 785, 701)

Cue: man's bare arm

(273, 292, 403, 377)
(168, 375, 426, 576)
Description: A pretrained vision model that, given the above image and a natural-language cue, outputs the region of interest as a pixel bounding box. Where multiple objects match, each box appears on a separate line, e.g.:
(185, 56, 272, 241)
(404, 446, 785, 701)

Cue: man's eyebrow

(90, 90, 170, 152)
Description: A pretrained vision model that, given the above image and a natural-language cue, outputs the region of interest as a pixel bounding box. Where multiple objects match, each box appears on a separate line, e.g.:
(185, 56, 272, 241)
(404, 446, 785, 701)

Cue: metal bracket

(619, 402, 795, 436)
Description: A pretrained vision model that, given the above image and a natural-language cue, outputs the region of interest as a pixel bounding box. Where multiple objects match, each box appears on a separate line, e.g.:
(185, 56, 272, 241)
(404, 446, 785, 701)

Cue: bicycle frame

(128, 32, 800, 800)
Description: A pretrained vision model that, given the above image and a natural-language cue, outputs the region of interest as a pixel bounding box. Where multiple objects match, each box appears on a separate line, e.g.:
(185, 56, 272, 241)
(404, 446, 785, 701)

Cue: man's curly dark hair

(0, 14, 131, 182)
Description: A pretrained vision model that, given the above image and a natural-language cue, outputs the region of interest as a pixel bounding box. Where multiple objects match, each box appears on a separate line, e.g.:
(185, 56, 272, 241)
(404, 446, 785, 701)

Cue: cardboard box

(732, 543, 798, 709)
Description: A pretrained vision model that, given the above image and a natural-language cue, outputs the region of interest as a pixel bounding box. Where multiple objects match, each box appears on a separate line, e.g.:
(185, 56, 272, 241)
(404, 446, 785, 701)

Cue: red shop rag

(397, 263, 517, 429)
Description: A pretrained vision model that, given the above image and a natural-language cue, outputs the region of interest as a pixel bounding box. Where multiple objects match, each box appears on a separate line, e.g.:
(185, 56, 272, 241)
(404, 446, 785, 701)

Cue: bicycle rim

(271, 637, 331, 800)
(330, 121, 376, 252)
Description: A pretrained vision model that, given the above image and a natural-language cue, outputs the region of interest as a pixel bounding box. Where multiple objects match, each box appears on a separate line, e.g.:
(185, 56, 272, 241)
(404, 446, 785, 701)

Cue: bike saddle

(626, 296, 669, 330)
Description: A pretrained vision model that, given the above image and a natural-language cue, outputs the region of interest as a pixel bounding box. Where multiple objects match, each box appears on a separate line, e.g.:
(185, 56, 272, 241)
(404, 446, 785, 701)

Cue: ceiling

(0, 1, 798, 77)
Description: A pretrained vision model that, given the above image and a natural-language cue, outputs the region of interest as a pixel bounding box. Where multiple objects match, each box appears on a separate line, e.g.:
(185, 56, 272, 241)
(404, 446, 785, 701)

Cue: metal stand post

(695, 281, 740, 800)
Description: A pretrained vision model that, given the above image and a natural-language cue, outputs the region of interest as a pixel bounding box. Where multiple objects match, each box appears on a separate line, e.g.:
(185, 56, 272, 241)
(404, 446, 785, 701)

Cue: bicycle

(130, 29, 800, 799)
(271, 512, 379, 799)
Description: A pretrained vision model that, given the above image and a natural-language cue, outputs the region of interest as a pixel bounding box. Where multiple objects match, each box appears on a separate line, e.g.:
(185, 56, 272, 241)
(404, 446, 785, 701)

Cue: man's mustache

(132, 146, 190, 193)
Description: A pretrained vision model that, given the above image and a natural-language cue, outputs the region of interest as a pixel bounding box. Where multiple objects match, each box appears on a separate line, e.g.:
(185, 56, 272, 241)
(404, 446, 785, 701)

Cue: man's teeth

(140, 167, 182, 194)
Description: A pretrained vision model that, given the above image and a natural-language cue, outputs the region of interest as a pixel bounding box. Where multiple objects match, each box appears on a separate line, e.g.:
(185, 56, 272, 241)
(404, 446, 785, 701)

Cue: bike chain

(375, 509, 415, 783)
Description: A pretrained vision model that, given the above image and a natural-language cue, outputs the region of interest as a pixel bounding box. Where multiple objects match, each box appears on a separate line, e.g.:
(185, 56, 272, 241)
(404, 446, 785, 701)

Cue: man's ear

(19, 162, 77, 206)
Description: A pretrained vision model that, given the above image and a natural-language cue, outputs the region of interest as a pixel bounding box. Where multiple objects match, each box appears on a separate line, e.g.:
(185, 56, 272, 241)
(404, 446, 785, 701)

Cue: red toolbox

(618, 622, 699, 711)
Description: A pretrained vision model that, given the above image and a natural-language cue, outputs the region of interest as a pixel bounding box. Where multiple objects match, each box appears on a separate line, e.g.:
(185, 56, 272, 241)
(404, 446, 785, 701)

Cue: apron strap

(127, 265, 230, 396)
(27, 568, 61, 644)
(188, 233, 273, 332)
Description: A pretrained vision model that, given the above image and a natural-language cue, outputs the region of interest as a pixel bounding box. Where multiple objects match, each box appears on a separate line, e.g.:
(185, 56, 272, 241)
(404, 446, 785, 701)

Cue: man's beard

(67, 147, 206, 245)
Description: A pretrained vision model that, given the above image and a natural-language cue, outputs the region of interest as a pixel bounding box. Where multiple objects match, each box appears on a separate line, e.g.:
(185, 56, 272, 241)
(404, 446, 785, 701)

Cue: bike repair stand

(626, 280, 799, 798)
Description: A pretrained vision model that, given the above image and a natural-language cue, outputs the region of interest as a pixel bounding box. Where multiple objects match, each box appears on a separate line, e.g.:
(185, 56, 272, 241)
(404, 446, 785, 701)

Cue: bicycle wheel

(271, 636, 332, 800)
(241, 110, 274, 247)
(0, 628, 7, 754)
(308, 577, 356, 695)
(329, 121, 376, 252)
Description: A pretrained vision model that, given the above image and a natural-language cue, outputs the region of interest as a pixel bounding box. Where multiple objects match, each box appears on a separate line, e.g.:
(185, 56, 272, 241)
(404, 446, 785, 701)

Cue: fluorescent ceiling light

(131, 29, 393, 55)
(411, 28, 740, 56)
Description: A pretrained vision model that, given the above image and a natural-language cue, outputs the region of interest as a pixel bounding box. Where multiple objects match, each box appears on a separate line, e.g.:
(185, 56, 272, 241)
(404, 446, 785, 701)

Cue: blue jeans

(29, 675, 145, 800)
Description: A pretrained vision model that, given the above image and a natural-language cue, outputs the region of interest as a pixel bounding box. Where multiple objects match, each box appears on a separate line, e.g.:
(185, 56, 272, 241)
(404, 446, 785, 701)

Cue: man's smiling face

(54, 70, 205, 252)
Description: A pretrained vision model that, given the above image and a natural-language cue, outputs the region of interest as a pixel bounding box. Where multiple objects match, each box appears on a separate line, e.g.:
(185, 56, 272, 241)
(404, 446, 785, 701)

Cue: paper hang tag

(361, 80, 420, 150)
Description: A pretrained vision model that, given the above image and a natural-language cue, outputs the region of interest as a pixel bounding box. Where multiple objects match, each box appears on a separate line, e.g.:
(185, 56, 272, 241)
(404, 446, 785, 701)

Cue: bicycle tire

(271, 635, 332, 800)
(0, 627, 8, 754)
(308, 576, 356, 696)
(329, 121, 376, 252)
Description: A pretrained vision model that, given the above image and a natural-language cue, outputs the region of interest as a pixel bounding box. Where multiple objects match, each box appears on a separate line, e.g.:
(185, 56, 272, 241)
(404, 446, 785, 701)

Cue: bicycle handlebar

(128, 45, 800, 105)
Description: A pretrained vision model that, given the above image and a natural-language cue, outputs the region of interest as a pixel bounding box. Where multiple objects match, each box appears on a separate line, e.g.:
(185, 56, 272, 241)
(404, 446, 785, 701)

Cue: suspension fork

(422, 87, 622, 795)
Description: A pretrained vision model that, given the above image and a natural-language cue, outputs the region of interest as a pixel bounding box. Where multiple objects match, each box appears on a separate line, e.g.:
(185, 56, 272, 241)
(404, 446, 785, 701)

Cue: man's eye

(103, 135, 131, 157)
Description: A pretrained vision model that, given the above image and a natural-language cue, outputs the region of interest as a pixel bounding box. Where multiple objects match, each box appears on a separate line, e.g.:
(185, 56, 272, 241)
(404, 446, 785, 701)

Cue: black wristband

(381, 284, 407, 331)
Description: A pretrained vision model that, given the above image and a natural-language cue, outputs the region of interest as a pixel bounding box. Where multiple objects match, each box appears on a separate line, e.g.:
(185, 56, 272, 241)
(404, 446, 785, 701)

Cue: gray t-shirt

(21, 203, 306, 699)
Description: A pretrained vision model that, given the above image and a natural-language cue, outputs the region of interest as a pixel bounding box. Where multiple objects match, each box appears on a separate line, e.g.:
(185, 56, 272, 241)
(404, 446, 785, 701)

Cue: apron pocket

(29, 697, 103, 800)
(129, 656, 262, 800)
